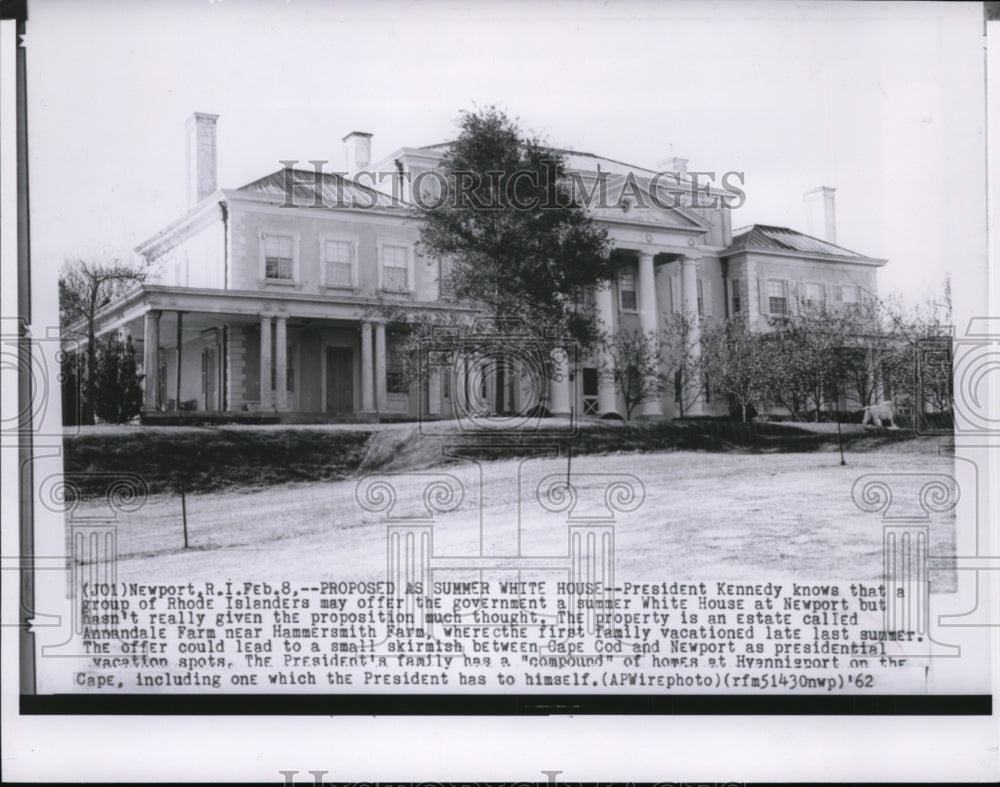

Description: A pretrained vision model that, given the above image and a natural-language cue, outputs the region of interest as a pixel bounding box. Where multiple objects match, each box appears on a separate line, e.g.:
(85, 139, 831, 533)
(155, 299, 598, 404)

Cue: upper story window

(438, 258, 456, 300)
(802, 281, 825, 305)
(767, 279, 788, 316)
(835, 284, 859, 305)
(263, 234, 294, 281)
(619, 269, 637, 311)
(381, 244, 410, 292)
(322, 238, 356, 288)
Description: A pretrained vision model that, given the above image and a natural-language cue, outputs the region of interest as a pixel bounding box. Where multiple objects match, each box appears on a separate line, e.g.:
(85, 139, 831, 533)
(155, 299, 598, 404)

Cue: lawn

(79, 444, 956, 590)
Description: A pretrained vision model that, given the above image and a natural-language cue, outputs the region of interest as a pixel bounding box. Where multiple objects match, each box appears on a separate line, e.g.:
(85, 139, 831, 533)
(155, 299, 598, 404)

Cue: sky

(24, 0, 988, 315)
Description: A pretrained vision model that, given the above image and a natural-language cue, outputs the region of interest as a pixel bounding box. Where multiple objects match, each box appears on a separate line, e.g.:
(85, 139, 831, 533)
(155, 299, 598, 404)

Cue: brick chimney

(343, 131, 372, 175)
(804, 186, 837, 245)
(186, 112, 219, 208)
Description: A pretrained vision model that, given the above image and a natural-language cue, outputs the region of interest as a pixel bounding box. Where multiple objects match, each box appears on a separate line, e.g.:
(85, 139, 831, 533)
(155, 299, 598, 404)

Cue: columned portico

(594, 282, 618, 415)
(142, 309, 161, 411)
(637, 250, 662, 417)
(681, 254, 704, 416)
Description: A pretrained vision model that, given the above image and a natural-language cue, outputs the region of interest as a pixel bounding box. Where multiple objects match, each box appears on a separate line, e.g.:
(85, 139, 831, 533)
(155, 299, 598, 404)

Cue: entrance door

(325, 347, 354, 414)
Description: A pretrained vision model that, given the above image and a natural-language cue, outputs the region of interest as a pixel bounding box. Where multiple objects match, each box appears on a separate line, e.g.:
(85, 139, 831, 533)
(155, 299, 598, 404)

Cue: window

(323, 239, 354, 288)
(263, 234, 294, 280)
(835, 284, 858, 304)
(803, 282, 825, 304)
(731, 281, 741, 313)
(696, 278, 705, 316)
(438, 259, 455, 299)
(767, 280, 788, 316)
(619, 270, 637, 311)
(381, 245, 410, 291)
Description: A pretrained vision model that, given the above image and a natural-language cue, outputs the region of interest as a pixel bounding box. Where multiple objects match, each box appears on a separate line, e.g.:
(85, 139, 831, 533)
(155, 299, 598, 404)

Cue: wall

(149, 211, 226, 289)
(228, 203, 438, 301)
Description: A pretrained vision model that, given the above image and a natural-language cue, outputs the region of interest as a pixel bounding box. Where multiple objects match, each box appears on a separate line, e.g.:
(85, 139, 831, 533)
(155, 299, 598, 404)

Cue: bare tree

(600, 329, 666, 422)
(701, 314, 770, 422)
(661, 312, 704, 417)
(59, 258, 146, 423)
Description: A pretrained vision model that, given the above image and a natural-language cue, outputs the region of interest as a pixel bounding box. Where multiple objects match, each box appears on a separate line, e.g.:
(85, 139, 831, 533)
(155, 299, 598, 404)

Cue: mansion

(77, 113, 886, 423)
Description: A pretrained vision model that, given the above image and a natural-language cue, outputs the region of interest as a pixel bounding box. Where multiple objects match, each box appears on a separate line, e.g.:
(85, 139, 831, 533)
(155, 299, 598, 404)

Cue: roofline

(720, 245, 887, 267)
(134, 194, 226, 258)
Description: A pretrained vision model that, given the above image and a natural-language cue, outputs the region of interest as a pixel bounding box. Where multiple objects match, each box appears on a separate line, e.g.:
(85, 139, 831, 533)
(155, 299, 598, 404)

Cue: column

(594, 282, 618, 416)
(453, 352, 467, 416)
(428, 369, 442, 416)
(745, 258, 759, 324)
(637, 251, 662, 417)
(275, 316, 288, 411)
(259, 315, 272, 410)
(360, 321, 375, 413)
(225, 326, 246, 411)
(142, 310, 160, 410)
(374, 321, 387, 413)
(549, 349, 571, 416)
(174, 311, 183, 411)
(681, 254, 704, 416)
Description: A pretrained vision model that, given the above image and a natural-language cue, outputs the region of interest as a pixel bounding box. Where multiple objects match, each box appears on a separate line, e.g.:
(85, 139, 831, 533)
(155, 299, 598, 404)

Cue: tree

(59, 258, 146, 424)
(661, 313, 704, 417)
(600, 329, 666, 422)
(701, 315, 770, 422)
(417, 107, 617, 408)
(90, 334, 143, 423)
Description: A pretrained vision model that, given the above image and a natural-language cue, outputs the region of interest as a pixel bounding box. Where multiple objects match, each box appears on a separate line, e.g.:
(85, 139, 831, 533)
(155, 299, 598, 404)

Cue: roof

(236, 168, 402, 209)
(416, 141, 658, 177)
(723, 224, 879, 261)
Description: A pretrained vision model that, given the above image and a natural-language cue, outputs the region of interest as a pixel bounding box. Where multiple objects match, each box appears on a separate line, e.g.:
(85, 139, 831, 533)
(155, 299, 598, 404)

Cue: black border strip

(21, 693, 991, 715)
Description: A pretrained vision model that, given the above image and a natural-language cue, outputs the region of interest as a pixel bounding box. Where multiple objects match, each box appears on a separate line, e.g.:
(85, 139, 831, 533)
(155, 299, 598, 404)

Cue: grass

(72, 442, 956, 592)
(62, 426, 373, 497)
(62, 418, 942, 497)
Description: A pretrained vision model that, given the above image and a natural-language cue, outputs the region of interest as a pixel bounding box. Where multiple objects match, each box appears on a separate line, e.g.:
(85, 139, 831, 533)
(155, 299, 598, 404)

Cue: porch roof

(76, 285, 480, 342)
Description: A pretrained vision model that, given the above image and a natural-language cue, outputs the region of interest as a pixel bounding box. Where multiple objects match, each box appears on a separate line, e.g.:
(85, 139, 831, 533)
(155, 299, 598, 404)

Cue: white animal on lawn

(862, 400, 899, 429)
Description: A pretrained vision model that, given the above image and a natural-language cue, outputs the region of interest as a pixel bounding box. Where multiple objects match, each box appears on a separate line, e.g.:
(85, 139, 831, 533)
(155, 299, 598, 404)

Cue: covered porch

(93, 286, 458, 423)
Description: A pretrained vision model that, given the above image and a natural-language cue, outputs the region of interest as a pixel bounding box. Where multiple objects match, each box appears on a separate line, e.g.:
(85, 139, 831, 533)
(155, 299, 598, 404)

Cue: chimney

(804, 186, 837, 245)
(657, 155, 688, 178)
(343, 131, 372, 175)
(186, 112, 219, 208)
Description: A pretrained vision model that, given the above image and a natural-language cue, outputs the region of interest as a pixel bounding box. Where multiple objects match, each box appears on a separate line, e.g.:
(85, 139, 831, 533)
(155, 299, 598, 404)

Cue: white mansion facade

(79, 113, 886, 422)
